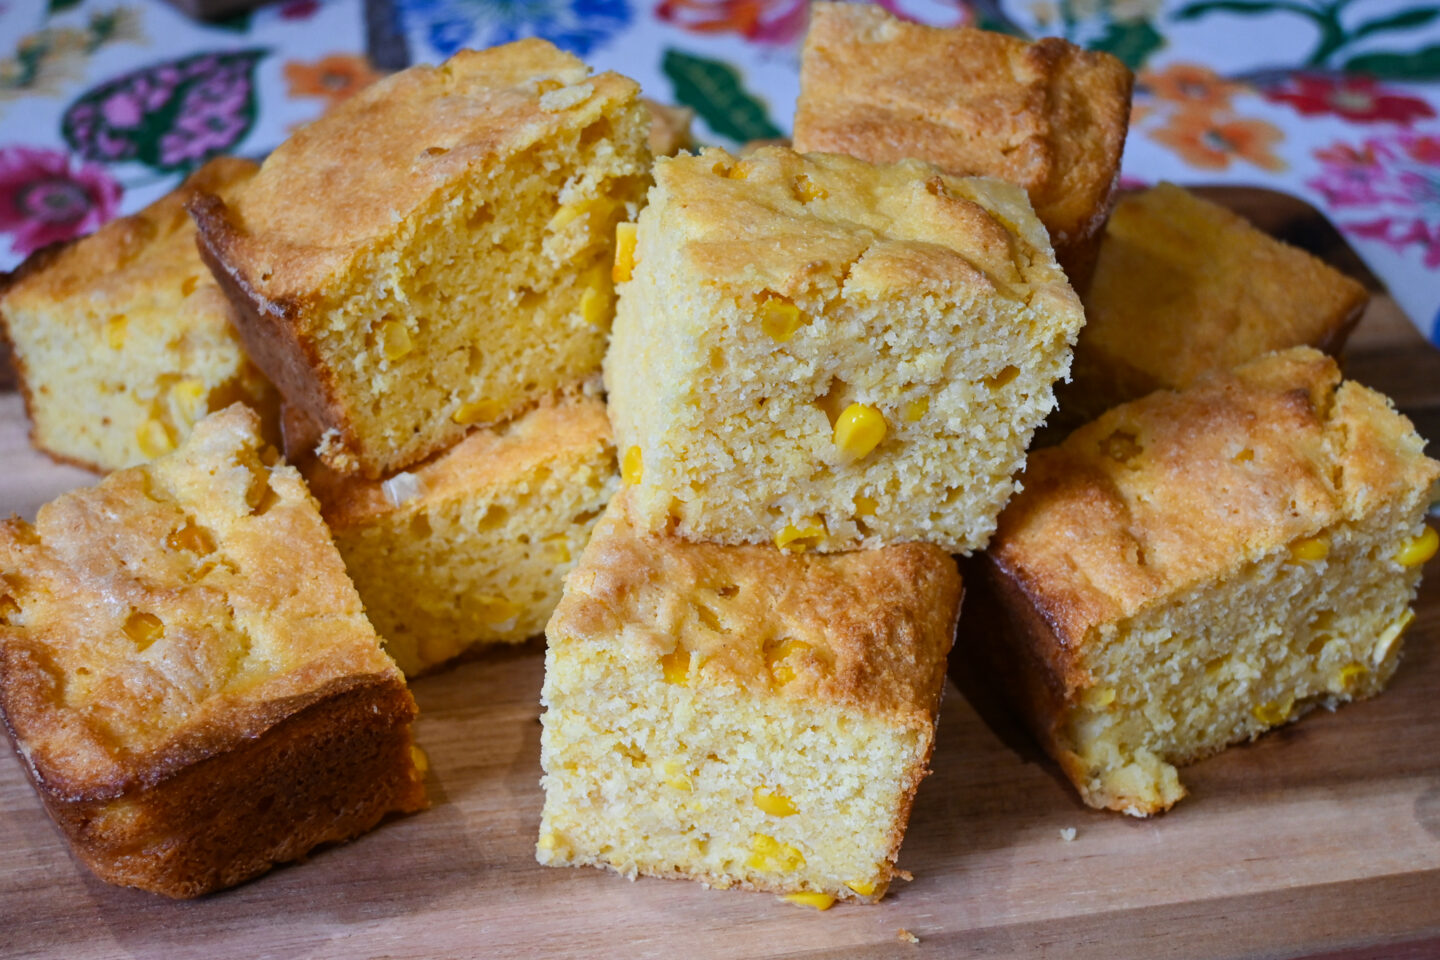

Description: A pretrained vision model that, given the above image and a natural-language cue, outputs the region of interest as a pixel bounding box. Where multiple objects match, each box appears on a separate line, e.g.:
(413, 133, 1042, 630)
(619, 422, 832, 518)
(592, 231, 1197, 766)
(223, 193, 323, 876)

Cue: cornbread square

(309, 390, 617, 676)
(539, 491, 961, 902)
(605, 146, 1085, 554)
(0, 157, 276, 472)
(0, 405, 425, 897)
(793, 2, 1132, 284)
(981, 348, 1439, 816)
(1065, 183, 1370, 422)
(643, 98, 694, 156)
(191, 40, 650, 479)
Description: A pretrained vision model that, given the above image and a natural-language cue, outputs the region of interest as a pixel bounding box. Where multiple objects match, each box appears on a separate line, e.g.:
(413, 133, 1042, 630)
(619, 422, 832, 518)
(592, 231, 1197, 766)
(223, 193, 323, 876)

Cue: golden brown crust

(991, 346, 1440, 657)
(552, 489, 962, 728)
(793, 2, 1132, 265)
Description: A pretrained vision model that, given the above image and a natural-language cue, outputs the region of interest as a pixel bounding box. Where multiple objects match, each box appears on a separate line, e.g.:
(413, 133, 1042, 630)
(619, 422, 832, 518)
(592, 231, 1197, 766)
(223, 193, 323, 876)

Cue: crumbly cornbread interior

(605, 146, 1084, 554)
(1, 157, 273, 471)
(313, 391, 617, 676)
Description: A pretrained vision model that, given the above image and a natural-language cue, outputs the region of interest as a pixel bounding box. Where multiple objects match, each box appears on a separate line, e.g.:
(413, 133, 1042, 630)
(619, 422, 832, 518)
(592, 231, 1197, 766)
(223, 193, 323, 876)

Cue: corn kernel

(853, 495, 878, 517)
(453, 399, 502, 425)
(727, 161, 750, 180)
(1252, 694, 1295, 726)
(1288, 536, 1330, 563)
(1082, 686, 1116, 708)
(475, 595, 520, 625)
(1396, 526, 1438, 566)
(547, 197, 612, 233)
(660, 648, 691, 685)
(537, 832, 562, 852)
(1233, 448, 1255, 463)
(759, 295, 805, 342)
(166, 522, 214, 556)
(846, 879, 877, 897)
(379, 320, 413, 361)
(766, 638, 811, 686)
(748, 833, 805, 871)
(580, 284, 610, 327)
(1335, 662, 1368, 690)
(136, 419, 176, 459)
(622, 445, 643, 485)
(123, 611, 164, 651)
(774, 517, 826, 553)
(753, 786, 798, 817)
(0, 595, 19, 622)
(663, 759, 694, 792)
(170, 378, 208, 427)
(904, 397, 929, 422)
(783, 893, 835, 911)
(180, 275, 200, 297)
(1373, 609, 1414, 667)
(833, 404, 886, 463)
(793, 173, 827, 202)
(410, 744, 429, 774)
(613, 222, 638, 283)
(105, 314, 127, 350)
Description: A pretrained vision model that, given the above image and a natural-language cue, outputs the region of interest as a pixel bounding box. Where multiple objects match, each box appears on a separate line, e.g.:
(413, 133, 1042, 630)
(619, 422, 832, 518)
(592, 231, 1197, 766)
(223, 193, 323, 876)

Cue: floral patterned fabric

(2, 0, 1439, 338)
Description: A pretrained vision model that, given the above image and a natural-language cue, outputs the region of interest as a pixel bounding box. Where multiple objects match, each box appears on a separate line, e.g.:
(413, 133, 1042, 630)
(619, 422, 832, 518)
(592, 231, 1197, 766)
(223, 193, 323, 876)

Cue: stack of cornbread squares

(0, 0, 1436, 910)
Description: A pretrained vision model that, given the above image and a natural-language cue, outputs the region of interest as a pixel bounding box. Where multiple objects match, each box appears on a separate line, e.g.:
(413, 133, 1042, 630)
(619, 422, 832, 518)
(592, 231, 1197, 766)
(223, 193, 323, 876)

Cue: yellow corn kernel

(580, 283, 610, 327)
(1373, 609, 1414, 666)
(833, 403, 886, 463)
(537, 832, 561, 852)
(0, 595, 19, 622)
(903, 397, 928, 422)
(1082, 686, 1116, 708)
(759, 295, 805, 342)
(767, 638, 811, 686)
(1335, 662, 1368, 690)
(846, 879, 877, 897)
(166, 522, 214, 556)
(1396, 526, 1438, 566)
(105, 314, 127, 350)
(753, 786, 798, 817)
(660, 648, 691, 685)
(544, 534, 572, 564)
(727, 161, 750, 180)
(613, 222, 638, 283)
(547, 196, 611, 233)
(793, 173, 827, 202)
(774, 516, 826, 553)
(1288, 536, 1330, 563)
(747, 833, 805, 872)
(1252, 694, 1295, 726)
(853, 495, 878, 517)
(136, 419, 176, 459)
(180, 275, 200, 297)
(783, 893, 835, 911)
(410, 744, 430, 774)
(379, 320, 413, 361)
(123, 612, 164, 651)
(170, 378, 208, 427)
(663, 759, 693, 792)
(622, 445, 643, 485)
(453, 399, 502, 426)
(475, 595, 520, 624)
(1233, 447, 1255, 463)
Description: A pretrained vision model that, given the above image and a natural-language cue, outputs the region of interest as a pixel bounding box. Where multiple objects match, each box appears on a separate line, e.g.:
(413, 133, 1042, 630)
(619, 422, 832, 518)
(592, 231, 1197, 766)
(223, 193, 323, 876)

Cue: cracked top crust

(793, 2, 1132, 249)
(658, 146, 1069, 305)
(0, 405, 404, 800)
(990, 347, 1440, 646)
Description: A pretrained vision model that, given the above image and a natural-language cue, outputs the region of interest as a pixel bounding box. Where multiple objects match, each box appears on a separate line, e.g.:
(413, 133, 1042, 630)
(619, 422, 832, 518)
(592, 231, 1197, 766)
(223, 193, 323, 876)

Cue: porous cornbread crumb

(792, 2, 1132, 284)
(309, 391, 617, 676)
(0, 157, 276, 472)
(0, 405, 425, 897)
(981, 348, 1439, 816)
(604, 146, 1085, 553)
(191, 40, 650, 479)
(538, 491, 961, 901)
(1066, 182, 1369, 422)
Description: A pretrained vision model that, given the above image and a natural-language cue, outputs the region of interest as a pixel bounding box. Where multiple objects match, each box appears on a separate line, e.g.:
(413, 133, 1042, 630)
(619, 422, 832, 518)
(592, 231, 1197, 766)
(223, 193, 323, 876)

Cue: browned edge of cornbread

(190, 193, 344, 473)
(0, 648, 426, 898)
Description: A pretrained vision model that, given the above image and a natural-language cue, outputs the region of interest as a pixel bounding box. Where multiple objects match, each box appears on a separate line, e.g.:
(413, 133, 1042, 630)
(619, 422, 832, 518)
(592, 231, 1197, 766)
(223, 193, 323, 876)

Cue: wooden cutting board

(3, 189, 1439, 960)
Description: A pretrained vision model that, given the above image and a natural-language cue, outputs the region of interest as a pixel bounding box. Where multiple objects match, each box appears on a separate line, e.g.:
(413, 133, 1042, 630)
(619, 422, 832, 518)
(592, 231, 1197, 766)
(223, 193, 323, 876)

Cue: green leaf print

(1346, 43, 1440, 80)
(662, 49, 782, 145)
(1090, 18, 1164, 69)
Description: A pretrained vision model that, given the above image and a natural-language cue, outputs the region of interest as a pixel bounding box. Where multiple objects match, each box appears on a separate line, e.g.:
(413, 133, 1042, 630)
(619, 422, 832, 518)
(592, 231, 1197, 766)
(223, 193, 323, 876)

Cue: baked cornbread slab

(0, 157, 276, 473)
(1066, 182, 1370, 423)
(191, 40, 650, 479)
(538, 490, 961, 904)
(309, 390, 617, 677)
(605, 145, 1085, 554)
(981, 347, 1439, 816)
(643, 97, 694, 156)
(792, 1, 1132, 285)
(0, 405, 425, 897)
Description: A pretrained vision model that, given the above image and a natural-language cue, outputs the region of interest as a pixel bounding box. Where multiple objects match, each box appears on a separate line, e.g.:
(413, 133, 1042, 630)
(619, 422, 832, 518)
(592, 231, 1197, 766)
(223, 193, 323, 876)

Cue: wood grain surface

(2, 189, 1439, 960)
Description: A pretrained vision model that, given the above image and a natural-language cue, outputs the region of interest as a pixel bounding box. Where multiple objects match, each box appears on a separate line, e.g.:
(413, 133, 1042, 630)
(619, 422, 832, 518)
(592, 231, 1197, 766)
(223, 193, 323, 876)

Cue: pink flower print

(0, 146, 121, 256)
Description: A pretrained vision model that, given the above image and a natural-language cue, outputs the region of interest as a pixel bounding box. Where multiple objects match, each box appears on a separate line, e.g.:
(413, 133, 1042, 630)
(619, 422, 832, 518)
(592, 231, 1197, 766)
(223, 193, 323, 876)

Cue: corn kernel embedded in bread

(189, 42, 650, 479)
(309, 393, 617, 676)
(854, 495, 878, 516)
(166, 522, 215, 556)
(537, 492, 961, 902)
(981, 348, 1440, 816)
(793, 173, 828, 203)
(783, 892, 836, 910)
(106, 315, 127, 350)
(604, 147, 1085, 553)
(903, 398, 928, 422)
(614, 222, 638, 283)
(622, 445, 643, 485)
(136, 419, 177, 460)
(661, 648, 692, 685)
(775, 517, 827, 553)
(1397, 526, 1438, 566)
(379, 320, 413, 361)
(122, 611, 164, 651)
